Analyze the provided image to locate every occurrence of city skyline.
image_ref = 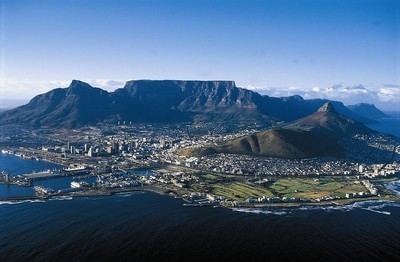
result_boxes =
[0,0,399,111]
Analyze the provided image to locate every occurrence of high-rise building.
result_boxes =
[112,141,119,155]
[160,138,166,148]
[88,147,93,157]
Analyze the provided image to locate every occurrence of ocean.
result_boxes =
[366,117,400,137]
[0,153,63,199]
[0,119,399,261]
[0,192,399,261]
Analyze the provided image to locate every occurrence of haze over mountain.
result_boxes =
[198,102,374,159]
[0,80,382,128]
[347,103,389,120]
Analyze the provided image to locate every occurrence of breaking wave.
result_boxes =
[230,200,399,216]
[114,191,145,197]
[0,199,45,205]
[231,207,289,216]
[385,180,400,196]
[48,196,74,201]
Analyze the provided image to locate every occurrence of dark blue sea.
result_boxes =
[366,117,400,137]
[1,118,400,261]
[0,192,399,262]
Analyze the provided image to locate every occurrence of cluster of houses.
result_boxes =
[136,171,199,189]
[345,180,378,199]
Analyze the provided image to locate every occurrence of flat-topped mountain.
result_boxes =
[0,80,377,128]
[206,102,374,158]
[0,80,266,128]
[112,80,268,124]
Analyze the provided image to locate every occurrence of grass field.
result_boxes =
[200,173,371,202]
[202,174,220,181]
[269,178,367,199]
[197,173,233,184]
[212,182,274,201]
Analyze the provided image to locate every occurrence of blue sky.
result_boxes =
[0,0,399,110]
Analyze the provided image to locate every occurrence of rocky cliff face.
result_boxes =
[0,80,375,128]
[0,80,262,128]
[115,80,258,112]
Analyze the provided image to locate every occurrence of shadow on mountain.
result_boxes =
[194,102,376,159]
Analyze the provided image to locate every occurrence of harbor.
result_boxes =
[0,167,92,186]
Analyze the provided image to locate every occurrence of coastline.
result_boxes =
[1,183,399,210]
[1,147,399,209]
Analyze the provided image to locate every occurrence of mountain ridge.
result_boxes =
[0,80,380,128]
[347,103,389,120]
[201,102,375,159]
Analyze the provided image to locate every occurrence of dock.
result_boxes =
[20,171,62,181]
[19,169,91,181]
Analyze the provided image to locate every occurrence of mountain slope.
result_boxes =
[283,102,370,138]
[0,80,376,128]
[110,80,267,123]
[213,102,374,158]
[0,80,111,128]
[347,103,389,120]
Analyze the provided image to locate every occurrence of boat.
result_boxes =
[71,181,90,188]
[65,165,87,172]
[71,181,80,188]
[33,186,54,195]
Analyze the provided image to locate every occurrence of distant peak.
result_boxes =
[317,102,336,113]
[358,103,374,106]
[68,80,93,89]
[282,95,304,102]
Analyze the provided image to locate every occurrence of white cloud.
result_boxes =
[377,87,400,102]
[86,79,125,91]
[0,78,70,100]
[311,87,320,92]
[342,85,369,94]
[246,85,268,92]
[0,78,127,100]
[244,83,400,111]
[1,79,399,111]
